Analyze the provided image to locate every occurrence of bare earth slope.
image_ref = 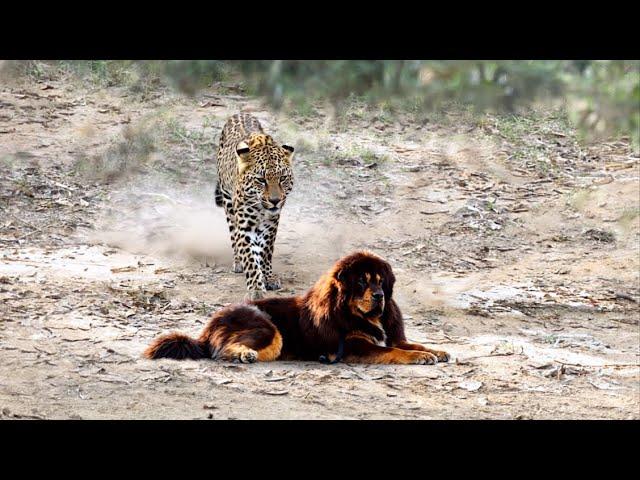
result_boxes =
[1,75,638,419]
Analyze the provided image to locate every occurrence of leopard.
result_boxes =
[214,113,294,301]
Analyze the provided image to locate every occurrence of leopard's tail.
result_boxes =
[214,182,223,208]
[143,333,209,360]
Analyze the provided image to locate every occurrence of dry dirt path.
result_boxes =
[1,76,638,419]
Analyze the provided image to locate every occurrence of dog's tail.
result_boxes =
[143,333,209,360]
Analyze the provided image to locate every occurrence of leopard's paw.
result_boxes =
[245,289,265,302]
[232,261,243,274]
[265,275,282,291]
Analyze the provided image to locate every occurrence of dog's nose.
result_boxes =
[372,291,384,301]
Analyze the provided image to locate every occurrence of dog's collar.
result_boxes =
[319,332,346,365]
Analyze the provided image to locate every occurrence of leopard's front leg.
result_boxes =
[238,237,267,301]
[260,217,281,291]
[230,225,244,274]
[220,189,243,273]
[235,207,267,301]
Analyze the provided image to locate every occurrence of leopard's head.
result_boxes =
[236,133,294,213]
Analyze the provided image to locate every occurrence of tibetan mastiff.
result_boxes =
[144,251,449,364]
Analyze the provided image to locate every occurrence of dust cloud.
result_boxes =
[88,176,234,267]
[87,173,356,280]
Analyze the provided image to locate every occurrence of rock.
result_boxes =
[457,380,483,392]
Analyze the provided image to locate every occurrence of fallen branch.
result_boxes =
[553,360,639,368]
[615,292,639,304]
[420,210,450,215]
[457,352,524,362]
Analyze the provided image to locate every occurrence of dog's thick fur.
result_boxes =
[144,251,449,364]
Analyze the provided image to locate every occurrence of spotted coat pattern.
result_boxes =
[214,113,294,300]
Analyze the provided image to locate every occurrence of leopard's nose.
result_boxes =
[268,197,282,207]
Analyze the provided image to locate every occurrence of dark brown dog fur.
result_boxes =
[144,251,449,364]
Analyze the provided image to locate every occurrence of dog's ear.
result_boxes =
[381,260,395,299]
[334,268,348,290]
[332,268,350,312]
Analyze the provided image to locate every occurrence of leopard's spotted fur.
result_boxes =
[215,113,294,300]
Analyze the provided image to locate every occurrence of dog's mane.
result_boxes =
[303,250,391,331]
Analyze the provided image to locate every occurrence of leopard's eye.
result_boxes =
[257,177,267,185]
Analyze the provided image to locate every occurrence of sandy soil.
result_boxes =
[1,72,638,419]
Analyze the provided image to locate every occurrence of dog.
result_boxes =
[144,251,449,364]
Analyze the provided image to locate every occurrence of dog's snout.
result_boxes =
[372,291,384,301]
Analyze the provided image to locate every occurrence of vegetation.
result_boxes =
[3,60,639,148]
[231,60,639,148]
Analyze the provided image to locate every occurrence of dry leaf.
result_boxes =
[110,266,137,273]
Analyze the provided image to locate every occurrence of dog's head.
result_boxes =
[307,251,396,331]
[333,251,396,320]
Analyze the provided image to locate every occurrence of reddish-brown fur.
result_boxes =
[144,251,449,364]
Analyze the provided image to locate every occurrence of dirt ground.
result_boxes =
[1,71,639,419]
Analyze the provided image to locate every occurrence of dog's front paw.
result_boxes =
[265,275,281,291]
[410,351,438,365]
[432,349,450,363]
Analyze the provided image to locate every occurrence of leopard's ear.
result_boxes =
[282,144,294,162]
[236,141,253,174]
